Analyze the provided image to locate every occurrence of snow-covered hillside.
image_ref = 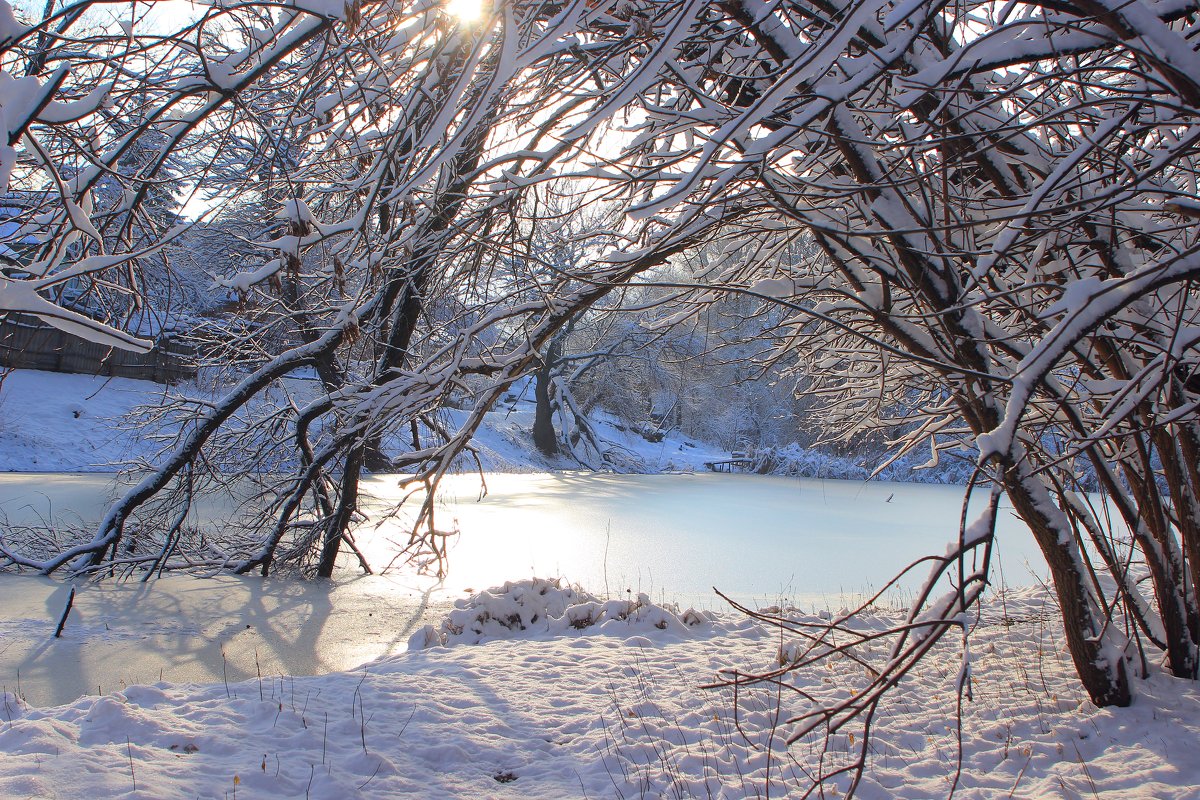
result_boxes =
[0,368,974,482]
[0,370,172,472]
[0,368,733,474]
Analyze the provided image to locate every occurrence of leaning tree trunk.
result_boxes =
[1004,456,1132,707]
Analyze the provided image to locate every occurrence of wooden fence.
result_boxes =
[0,313,196,384]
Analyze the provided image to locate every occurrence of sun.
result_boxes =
[444,0,483,23]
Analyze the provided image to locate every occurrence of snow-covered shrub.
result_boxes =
[742,443,980,485]
[409,578,715,648]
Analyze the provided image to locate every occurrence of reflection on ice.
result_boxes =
[0,572,445,707]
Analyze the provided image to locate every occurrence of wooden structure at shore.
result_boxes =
[0,313,195,384]
[704,456,756,473]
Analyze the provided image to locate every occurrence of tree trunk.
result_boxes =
[316,444,363,578]
[533,328,570,457]
[532,354,558,457]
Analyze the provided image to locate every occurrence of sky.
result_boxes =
[10,0,480,33]
[10,0,201,31]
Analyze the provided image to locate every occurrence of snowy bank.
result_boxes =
[0,368,975,481]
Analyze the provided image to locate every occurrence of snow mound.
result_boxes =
[409,577,715,648]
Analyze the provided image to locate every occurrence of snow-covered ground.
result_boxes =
[0,579,1197,799]
[0,370,174,472]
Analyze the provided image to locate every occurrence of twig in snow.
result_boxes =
[126,736,137,792]
[53,586,76,638]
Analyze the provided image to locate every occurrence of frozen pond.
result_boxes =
[0,471,1052,705]
[0,471,1048,607]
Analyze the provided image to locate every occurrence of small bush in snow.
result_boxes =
[409,578,714,648]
